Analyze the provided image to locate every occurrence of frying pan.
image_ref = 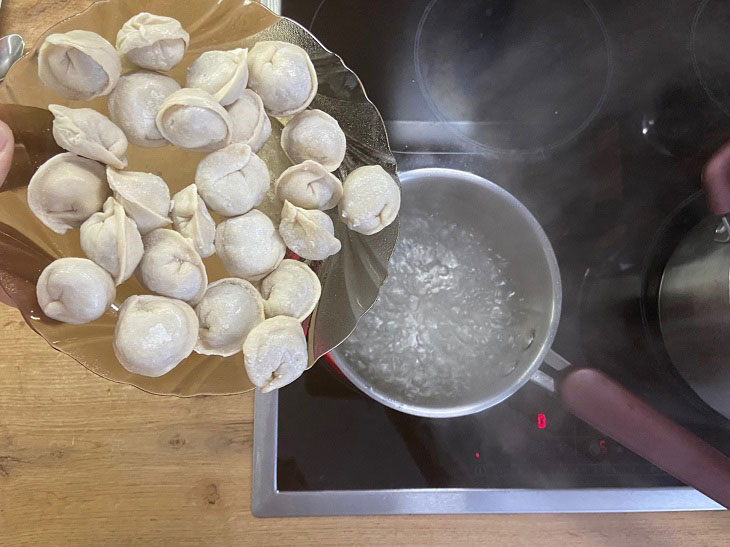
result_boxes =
[330,167,730,508]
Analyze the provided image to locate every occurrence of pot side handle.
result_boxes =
[559,368,730,508]
[702,139,730,216]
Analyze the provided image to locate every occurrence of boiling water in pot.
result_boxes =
[340,207,534,404]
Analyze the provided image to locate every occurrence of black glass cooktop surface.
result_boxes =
[266,0,730,500]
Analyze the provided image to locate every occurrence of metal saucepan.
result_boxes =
[659,140,730,422]
[330,167,730,507]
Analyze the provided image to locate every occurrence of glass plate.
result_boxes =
[0,0,398,396]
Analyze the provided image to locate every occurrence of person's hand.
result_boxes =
[0,119,16,306]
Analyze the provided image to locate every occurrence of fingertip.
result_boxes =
[0,118,14,149]
[0,119,14,186]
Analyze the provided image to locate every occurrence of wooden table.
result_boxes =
[0,1,728,544]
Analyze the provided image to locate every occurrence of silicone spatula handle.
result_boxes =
[559,368,730,508]
[702,139,730,216]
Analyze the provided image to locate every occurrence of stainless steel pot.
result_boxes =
[331,168,562,418]
[660,216,730,421]
[330,167,730,507]
[660,140,730,421]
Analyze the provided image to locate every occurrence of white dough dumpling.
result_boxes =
[38,30,121,100]
[137,229,208,305]
[187,48,248,106]
[260,260,321,321]
[113,295,198,377]
[247,41,318,117]
[36,257,115,324]
[339,165,400,235]
[80,196,143,285]
[275,160,343,210]
[243,316,307,393]
[194,278,264,357]
[171,184,216,258]
[281,109,346,171]
[215,210,285,281]
[106,167,171,235]
[226,89,271,152]
[28,153,109,234]
[156,88,233,151]
[195,143,269,217]
[50,105,128,169]
[108,71,181,147]
[116,13,189,71]
[279,201,341,261]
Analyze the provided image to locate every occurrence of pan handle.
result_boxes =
[559,368,730,508]
[529,350,571,392]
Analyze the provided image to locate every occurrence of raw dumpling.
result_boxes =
[186,49,248,106]
[247,41,317,117]
[275,160,343,210]
[108,71,181,147]
[113,295,198,377]
[28,153,109,234]
[80,196,143,285]
[36,257,115,324]
[215,210,285,281]
[260,260,321,321]
[49,104,128,169]
[116,13,189,71]
[171,184,215,258]
[194,278,264,357]
[226,89,271,151]
[38,30,121,100]
[339,165,400,235]
[279,201,341,261]
[156,88,233,151]
[281,110,346,171]
[137,229,208,305]
[195,143,269,217]
[106,167,171,234]
[243,316,307,393]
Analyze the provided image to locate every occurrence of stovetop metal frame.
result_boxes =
[252,390,722,517]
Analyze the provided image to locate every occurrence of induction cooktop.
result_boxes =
[253,0,730,515]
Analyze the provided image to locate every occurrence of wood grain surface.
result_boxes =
[0,1,728,545]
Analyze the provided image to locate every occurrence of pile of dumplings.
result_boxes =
[27,13,400,393]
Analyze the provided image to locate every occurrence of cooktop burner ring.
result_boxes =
[413,0,613,159]
[691,0,730,118]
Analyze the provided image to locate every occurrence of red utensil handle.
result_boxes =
[559,368,730,508]
[702,139,730,216]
